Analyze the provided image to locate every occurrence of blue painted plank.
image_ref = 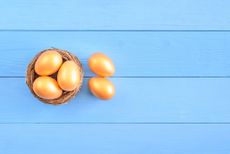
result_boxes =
[0,0,230,30]
[0,124,229,154]
[1,31,230,77]
[0,78,229,123]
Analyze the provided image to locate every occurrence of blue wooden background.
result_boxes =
[0,0,230,153]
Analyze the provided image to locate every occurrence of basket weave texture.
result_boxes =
[26,48,84,105]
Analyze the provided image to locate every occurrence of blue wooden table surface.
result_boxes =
[0,0,230,153]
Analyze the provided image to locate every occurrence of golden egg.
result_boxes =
[35,50,63,75]
[33,76,62,100]
[88,53,115,77]
[57,60,81,91]
[88,77,115,100]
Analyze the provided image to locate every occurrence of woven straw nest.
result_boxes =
[26,48,84,105]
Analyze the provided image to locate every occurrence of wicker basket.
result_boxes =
[26,48,84,105]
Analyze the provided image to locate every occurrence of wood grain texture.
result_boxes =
[1,0,230,153]
[1,31,230,77]
[0,0,230,30]
[0,124,230,154]
[0,78,229,123]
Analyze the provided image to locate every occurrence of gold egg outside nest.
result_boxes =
[88,77,115,100]
[57,60,81,91]
[88,53,115,77]
[35,50,63,76]
[33,76,62,100]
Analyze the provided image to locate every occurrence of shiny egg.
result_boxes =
[88,53,115,77]
[57,60,81,91]
[33,76,62,99]
[35,50,63,75]
[88,77,115,100]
